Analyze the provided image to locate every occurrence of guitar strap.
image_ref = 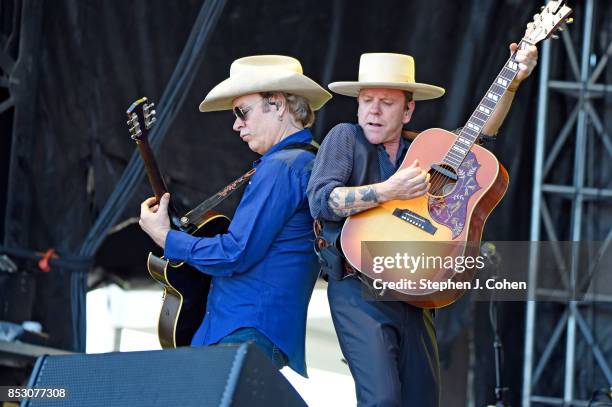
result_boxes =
[180,141,318,227]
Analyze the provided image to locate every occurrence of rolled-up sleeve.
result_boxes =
[306,123,356,222]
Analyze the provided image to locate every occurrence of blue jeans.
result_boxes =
[217,327,288,370]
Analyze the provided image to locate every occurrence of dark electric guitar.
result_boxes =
[127,97,230,348]
[340,1,573,308]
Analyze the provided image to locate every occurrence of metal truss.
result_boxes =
[522,0,612,405]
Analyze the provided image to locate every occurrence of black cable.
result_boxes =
[0,244,92,271]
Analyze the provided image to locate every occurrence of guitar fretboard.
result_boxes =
[443,40,532,168]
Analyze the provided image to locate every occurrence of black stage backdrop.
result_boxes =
[1,0,611,405]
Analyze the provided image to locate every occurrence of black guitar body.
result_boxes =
[147,212,230,348]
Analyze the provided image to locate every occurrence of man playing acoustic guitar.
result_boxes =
[307,43,537,405]
[139,55,331,377]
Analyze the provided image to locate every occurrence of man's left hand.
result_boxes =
[139,193,171,249]
[509,43,538,88]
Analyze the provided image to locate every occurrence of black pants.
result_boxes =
[328,276,440,407]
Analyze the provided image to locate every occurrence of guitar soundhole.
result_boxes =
[428,164,458,198]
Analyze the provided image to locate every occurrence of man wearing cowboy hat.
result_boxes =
[139,55,331,377]
[307,45,537,405]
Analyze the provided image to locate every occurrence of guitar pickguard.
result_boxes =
[428,151,482,238]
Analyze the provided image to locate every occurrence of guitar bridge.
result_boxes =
[393,208,437,235]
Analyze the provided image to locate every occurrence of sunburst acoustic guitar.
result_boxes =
[341,1,573,308]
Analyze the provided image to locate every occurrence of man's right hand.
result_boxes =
[379,160,430,201]
[326,160,430,218]
[139,193,171,249]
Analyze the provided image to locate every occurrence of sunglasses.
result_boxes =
[233,98,275,121]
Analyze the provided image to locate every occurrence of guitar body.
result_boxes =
[341,128,509,308]
[147,211,230,348]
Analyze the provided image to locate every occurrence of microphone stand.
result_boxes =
[490,298,509,406]
[482,242,510,407]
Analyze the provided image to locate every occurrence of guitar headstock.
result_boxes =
[524,1,573,44]
[126,97,157,142]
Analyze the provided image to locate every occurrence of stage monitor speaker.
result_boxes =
[22,343,306,406]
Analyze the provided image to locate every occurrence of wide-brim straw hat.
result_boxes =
[199,55,332,112]
[329,53,445,101]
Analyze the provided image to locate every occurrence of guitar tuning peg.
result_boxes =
[566,17,573,24]
[557,26,564,31]
[551,34,559,40]
[540,6,546,11]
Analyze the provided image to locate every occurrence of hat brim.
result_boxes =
[199,70,332,112]
[328,81,445,101]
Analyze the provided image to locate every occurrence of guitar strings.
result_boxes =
[424,47,522,198]
[426,142,462,196]
[407,41,524,202]
[429,170,450,197]
[428,170,442,196]
[427,166,442,196]
[428,162,451,196]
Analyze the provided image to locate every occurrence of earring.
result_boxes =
[278,116,283,122]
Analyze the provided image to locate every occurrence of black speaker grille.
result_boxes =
[24,345,244,406]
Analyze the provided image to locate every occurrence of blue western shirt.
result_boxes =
[164,129,318,377]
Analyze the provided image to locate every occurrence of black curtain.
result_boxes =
[3,0,611,404]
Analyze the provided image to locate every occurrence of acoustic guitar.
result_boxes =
[341,1,573,308]
[127,97,230,347]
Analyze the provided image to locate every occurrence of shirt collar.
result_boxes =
[375,132,410,167]
[253,128,313,167]
[397,134,410,159]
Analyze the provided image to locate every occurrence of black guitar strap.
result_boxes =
[281,141,319,155]
[180,141,318,227]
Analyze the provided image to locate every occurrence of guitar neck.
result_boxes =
[443,39,533,168]
[137,138,168,201]
[136,138,184,229]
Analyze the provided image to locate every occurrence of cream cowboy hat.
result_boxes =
[329,53,445,101]
[199,55,332,112]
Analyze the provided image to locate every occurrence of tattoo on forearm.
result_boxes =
[345,190,356,205]
[328,185,381,218]
[329,191,340,208]
[360,186,378,202]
